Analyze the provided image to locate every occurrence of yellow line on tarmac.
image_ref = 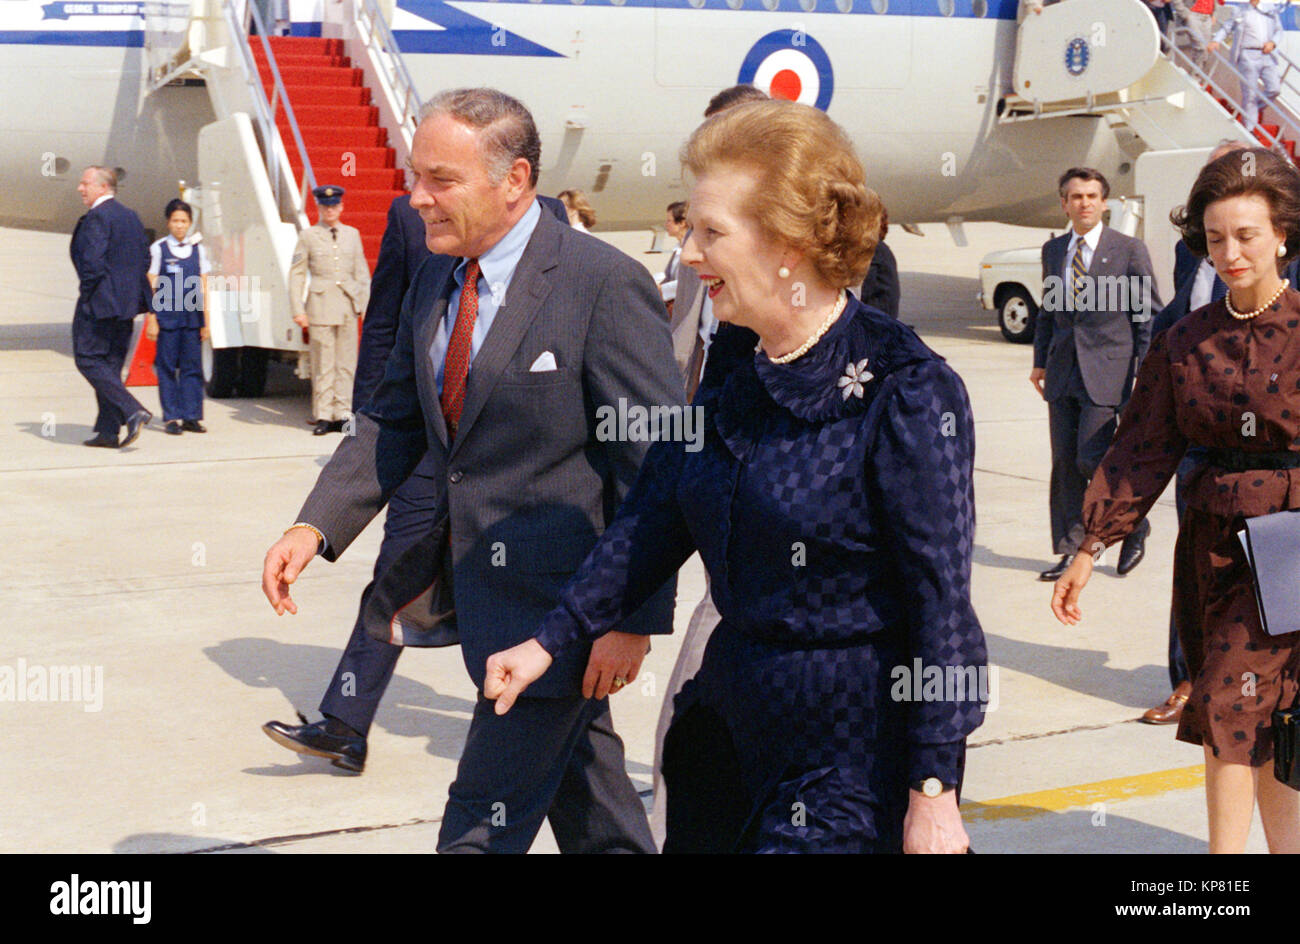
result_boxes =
[964,765,1206,823]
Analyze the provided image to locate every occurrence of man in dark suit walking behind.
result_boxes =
[1031,167,1161,581]
[261,88,680,852]
[71,166,152,448]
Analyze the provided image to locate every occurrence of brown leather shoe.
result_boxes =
[1141,681,1192,724]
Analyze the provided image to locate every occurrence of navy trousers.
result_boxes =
[154,327,204,422]
[73,313,145,437]
[317,467,438,734]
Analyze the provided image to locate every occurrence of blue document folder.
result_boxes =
[1237,509,1300,637]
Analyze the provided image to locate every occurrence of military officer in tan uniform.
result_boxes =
[290,185,371,435]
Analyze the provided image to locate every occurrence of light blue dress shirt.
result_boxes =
[429,198,542,395]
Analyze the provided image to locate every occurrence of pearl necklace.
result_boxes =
[764,291,849,364]
[1226,279,1289,320]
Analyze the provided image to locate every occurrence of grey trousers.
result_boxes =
[1047,377,1119,556]
[438,693,656,854]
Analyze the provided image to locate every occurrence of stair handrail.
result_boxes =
[225,0,318,222]
[354,0,422,151]
[1159,30,1300,159]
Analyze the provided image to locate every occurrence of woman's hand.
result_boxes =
[145,315,159,342]
[484,639,554,715]
[1051,550,1095,625]
[903,791,969,854]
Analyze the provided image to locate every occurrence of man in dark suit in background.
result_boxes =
[1031,167,1162,581]
[71,166,152,448]
[857,203,900,319]
[262,88,680,852]
[263,191,570,772]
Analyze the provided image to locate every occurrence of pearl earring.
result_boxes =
[778,266,791,278]
[1279,244,1287,257]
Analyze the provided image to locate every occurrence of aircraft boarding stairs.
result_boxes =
[138,0,420,396]
[1002,0,1300,296]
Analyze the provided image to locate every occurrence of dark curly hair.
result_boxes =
[1171,147,1300,272]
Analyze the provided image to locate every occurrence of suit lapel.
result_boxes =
[417,259,457,450]
[1087,226,1116,276]
[448,212,562,460]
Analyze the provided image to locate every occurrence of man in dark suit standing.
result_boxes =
[1031,167,1161,581]
[71,166,152,448]
[262,191,571,772]
[261,88,680,853]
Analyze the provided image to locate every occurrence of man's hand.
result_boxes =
[583,631,649,700]
[1029,367,1046,398]
[903,790,969,853]
[1264,41,1276,55]
[484,639,554,715]
[262,526,320,615]
[1207,40,1220,55]
[145,315,159,342]
[293,313,309,328]
[199,325,210,342]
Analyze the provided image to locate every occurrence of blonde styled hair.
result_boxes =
[557,189,597,229]
[681,100,881,288]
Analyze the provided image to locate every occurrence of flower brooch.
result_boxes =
[837,358,874,399]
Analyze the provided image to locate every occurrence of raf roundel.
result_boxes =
[737,30,835,112]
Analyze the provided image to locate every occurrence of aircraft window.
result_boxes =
[688,0,705,7]
[972,0,987,15]
[800,0,816,11]
[727,0,744,8]
[836,0,852,10]
[938,0,954,15]
[871,0,887,12]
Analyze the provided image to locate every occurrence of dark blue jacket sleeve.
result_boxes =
[354,199,412,411]
[534,437,695,655]
[870,360,988,785]
[75,212,111,317]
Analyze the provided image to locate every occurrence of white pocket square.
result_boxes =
[528,351,558,372]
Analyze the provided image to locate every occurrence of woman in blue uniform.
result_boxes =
[147,199,210,434]
[485,101,988,853]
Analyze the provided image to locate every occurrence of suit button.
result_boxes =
[449,471,463,484]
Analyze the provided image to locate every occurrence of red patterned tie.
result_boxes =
[441,258,479,440]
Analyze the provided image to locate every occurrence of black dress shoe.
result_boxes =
[1117,522,1150,576]
[330,419,347,433]
[262,712,366,772]
[165,420,183,435]
[1038,554,1073,581]
[313,420,332,436]
[119,409,152,448]
[83,433,118,448]
[181,420,206,433]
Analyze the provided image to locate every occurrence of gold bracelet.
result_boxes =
[286,522,325,552]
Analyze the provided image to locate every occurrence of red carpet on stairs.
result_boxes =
[129,37,407,387]
[253,35,407,272]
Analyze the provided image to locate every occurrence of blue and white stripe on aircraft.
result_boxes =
[8,0,1300,50]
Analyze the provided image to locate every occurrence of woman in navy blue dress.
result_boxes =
[487,101,988,853]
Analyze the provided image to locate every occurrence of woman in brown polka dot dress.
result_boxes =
[1053,148,1300,854]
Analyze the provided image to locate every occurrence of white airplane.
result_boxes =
[1,0,1293,387]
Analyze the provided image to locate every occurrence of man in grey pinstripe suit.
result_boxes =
[262,88,681,853]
